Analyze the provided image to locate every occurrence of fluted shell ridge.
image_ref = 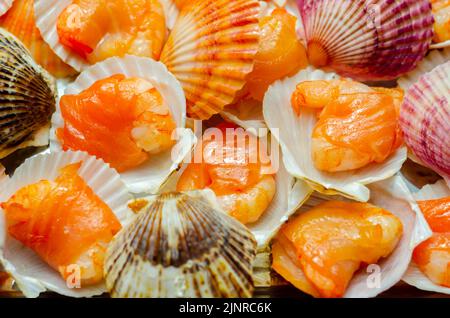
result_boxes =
[0,27,56,158]
[298,0,434,80]
[104,193,257,298]
[160,0,260,119]
[400,61,450,181]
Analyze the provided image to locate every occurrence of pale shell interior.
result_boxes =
[263,67,408,202]
[0,150,132,298]
[50,55,197,194]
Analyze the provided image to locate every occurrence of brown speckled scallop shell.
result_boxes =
[0,27,56,159]
[104,192,257,298]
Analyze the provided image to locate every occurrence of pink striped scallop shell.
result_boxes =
[297,0,434,81]
[400,61,450,184]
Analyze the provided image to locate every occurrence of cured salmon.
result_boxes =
[1,162,122,286]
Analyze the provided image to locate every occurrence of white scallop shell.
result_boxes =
[263,67,407,202]
[402,180,450,295]
[0,0,13,16]
[431,41,450,49]
[398,48,450,90]
[0,150,133,298]
[294,175,432,298]
[104,191,257,298]
[34,0,89,72]
[50,55,197,194]
[220,100,267,136]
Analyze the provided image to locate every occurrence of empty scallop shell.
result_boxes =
[0,150,133,298]
[290,176,432,298]
[220,99,267,135]
[402,180,450,295]
[297,0,434,81]
[0,28,56,159]
[160,0,261,119]
[104,192,257,298]
[0,0,76,78]
[400,61,450,186]
[50,55,197,194]
[0,0,12,16]
[398,48,450,90]
[263,67,407,202]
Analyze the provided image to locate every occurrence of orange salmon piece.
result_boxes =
[57,74,175,172]
[1,163,121,283]
[57,0,166,63]
[273,201,403,298]
[413,197,450,287]
[245,9,308,101]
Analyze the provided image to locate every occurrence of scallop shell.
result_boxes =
[160,0,180,30]
[104,192,257,298]
[220,99,267,135]
[0,0,76,78]
[160,0,261,119]
[0,28,56,159]
[400,61,450,186]
[263,67,407,202]
[0,0,12,16]
[0,150,133,298]
[398,48,450,90]
[297,0,434,81]
[402,180,450,295]
[289,175,432,298]
[50,55,197,194]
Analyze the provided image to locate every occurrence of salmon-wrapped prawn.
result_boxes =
[291,80,403,172]
[57,74,176,172]
[1,162,122,286]
[177,123,276,225]
[272,201,403,298]
[413,197,450,287]
[56,0,166,63]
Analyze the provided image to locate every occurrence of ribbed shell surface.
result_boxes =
[0,28,56,158]
[160,0,260,119]
[104,193,257,298]
[400,61,450,181]
[298,0,434,80]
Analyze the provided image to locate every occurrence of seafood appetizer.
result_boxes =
[51,56,195,193]
[34,0,166,71]
[297,0,434,80]
[0,27,56,159]
[0,0,76,78]
[272,176,431,298]
[160,0,260,119]
[177,123,277,225]
[263,68,407,201]
[400,61,450,186]
[430,0,450,48]
[403,180,450,294]
[0,151,131,297]
[104,192,257,298]
[175,122,311,246]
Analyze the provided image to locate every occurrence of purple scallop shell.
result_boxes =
[297,0,435,81]
[400,61,450,182]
